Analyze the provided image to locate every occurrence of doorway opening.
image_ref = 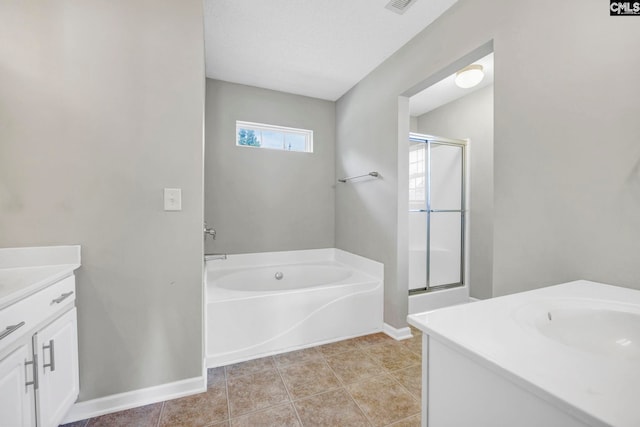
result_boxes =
[399,41,494,314]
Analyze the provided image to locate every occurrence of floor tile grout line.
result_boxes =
[320,347,349,388]
[277,358,344,402]
[223,355,277,381]
[386,364,422,403]
[273,347,323,368]
[290,384,346,403]
[348,371,421,427]
[225,360,291,422]
[223,365,232,424]
[319,348,376,426]
[155,401,165,427]
[343,382,375,427]
[317,356,341,384]
[283,342,382,426]
[316,338,364,358]
[356,339,402,362]
[273,354,325,370]
[376,366,422,403]
[318,347,357,358]
[403,348,422,359]
[274,362,305,426]
[227,401,298,425]
[290,386,374,427]
[320,344,391,388]
[399,337,422,358]
[362,341,422,375]
[384,413,422,427]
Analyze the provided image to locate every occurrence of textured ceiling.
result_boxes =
[204,0,458,101]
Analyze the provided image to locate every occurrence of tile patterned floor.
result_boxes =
[61,329,422,427]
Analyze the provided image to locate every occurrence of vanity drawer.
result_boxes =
[0,275,75,351]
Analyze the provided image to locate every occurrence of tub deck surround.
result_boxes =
[408,280,640,427]
[208,248,382,276]
[206,248,384,367]
[0,245,81,309]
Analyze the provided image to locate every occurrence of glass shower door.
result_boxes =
[408,134,465,294]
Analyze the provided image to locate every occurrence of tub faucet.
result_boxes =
[204,222,216,240]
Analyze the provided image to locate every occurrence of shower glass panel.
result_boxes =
[408,140,427,290]
[429,212,462,286]
[430,145,462,211]
[408,133,465,295]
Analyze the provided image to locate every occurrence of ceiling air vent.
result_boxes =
[385,0,418,15]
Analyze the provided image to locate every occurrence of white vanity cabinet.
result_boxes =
[34,307,79,427]
[408,281,640,427]
[0,344,35,427]
[0,262,80,427]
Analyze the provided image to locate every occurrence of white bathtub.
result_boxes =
[205,248,383,367]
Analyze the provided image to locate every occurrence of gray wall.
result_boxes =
[336,0,640,328]
[0,1,205,400]
[416,85,494,299]
[409,116,418,132]
[205,79,336,254]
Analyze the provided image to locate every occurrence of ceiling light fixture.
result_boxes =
[455,64,484,89]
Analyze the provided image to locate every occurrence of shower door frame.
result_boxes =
[408,132,467,296]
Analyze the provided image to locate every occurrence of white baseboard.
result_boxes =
[383,323,413,341]
[62,374,206,423]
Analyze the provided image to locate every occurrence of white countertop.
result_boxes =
[0,246,81,309]
[408,280,640,427]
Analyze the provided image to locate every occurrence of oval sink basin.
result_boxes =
[536,306,640,360]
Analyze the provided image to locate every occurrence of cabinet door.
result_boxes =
[0,344,36,427]
[34,308,79,427]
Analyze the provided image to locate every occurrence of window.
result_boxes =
[236,121,313,153]
[409,144,426,205]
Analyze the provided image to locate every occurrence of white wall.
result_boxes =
[416,85,494,299]
[0,1,205,400]
[205,79,336,254]
[336,0,640,328]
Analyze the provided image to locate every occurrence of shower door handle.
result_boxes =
[408,209,465,213]
[429,209,464,213]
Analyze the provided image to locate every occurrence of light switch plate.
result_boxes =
[164,188,182,211]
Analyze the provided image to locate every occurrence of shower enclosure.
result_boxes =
[408,133,466,295]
